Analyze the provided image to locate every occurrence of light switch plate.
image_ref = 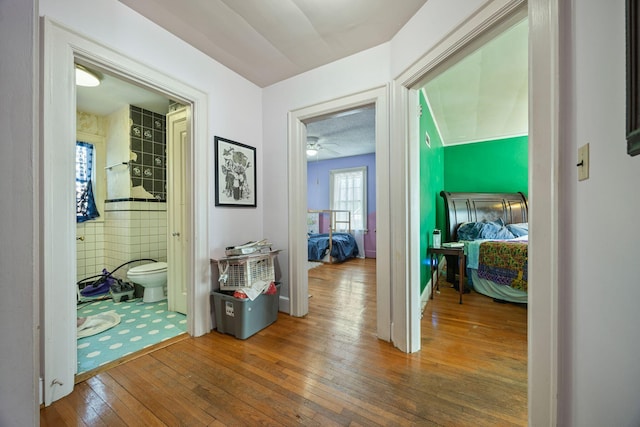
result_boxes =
[578,143,589,181]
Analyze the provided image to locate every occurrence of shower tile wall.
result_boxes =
[129,105,166,201]
[76,222,105,281]
[104,200,167,278]
[76,106,170,283]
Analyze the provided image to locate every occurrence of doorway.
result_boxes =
[305,105,375,260]
[287,86,391,343]
[74,72,191,376]
[395,0,558,422]
[42,18,210,405]
[304,106,376,325]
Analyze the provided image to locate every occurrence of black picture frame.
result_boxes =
[627,0,640,156]
[214,136,257,207]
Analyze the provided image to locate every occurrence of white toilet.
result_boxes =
[127,262,168,303]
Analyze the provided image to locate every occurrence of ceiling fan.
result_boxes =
[306,136,339,157]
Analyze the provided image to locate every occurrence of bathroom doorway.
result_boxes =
[42,18,211,404]
[74,69,189,377]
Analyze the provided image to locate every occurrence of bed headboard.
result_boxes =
[440,191,528,242]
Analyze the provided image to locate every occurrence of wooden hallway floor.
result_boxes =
[41,258,527,426]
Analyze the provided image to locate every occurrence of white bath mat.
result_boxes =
[77,311,121,339]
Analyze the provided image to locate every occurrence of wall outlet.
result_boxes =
[578,143,589,181]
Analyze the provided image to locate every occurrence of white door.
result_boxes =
[167,107,189,314]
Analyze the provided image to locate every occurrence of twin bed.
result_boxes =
[307,209,359,263]
[440,191,529,303]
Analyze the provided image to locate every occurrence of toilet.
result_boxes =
[127,262,168,303]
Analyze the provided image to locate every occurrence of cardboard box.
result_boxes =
[211,283,280,339]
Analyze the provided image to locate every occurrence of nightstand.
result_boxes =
[428,245,466,304]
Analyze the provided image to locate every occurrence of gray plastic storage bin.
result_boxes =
[211,283,280,339]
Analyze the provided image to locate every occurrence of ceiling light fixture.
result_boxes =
[307,136,319,156]
[75,64,101,87]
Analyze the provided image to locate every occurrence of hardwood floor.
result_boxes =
[41,258,527,426]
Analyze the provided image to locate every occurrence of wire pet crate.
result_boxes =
[217,251,278,291]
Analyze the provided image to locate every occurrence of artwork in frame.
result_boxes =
[627,0,640,156]
[214,136,257,207]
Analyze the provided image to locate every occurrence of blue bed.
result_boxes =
[308,232,359,263]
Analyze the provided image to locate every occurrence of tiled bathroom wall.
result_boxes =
[76,221,105,282]
[103,200,167,278]
[129,105,166,201]
[76,106,169,285]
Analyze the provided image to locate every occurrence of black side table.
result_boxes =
[428,245,466,304]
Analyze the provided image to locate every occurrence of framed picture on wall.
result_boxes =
[214,136,257,207]
[627,0,640,156]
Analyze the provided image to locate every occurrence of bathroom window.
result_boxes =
[76,141,100,223]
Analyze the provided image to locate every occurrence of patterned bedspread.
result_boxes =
[477,240,528,292]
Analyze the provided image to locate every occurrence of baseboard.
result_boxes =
[421,282,431,312]
[279,295,290,314]
[421,257,447,313]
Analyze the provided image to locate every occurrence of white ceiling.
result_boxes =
[76,3,528,161]
[117,0,428,88]
[423,18,528,146]
[305,105,376,161]
[76,66,170,117]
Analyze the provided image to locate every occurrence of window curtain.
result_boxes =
[330,167,366,258]
[76,141,99,223]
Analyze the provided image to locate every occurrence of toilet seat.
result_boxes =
[128,262,167,275]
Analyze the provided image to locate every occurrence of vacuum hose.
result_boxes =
[77,258,158,298]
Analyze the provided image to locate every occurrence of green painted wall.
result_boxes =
[444,136,529,196]
[419,90,444,294]
[419,94,529,295]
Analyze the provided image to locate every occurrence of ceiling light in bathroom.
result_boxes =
[75,64,101,87]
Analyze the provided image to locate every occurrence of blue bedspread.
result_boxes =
[308,232,359,262]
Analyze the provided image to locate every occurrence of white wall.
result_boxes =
[37,0,263,407]
[261,0,490,302]
[0,1,39,426]
[106,106,131,199]
[389,0,489,78]
[7,0,638,422]
[559,0,640,425]
[262,44,390,301]
[39,0,264,252]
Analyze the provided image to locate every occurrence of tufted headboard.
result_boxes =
[439,191,528,242]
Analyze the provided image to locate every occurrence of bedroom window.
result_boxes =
[76,141,100,223]
[329,166,367,231]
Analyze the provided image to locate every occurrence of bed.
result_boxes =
[440,191,529,303]
[307,210,359,263]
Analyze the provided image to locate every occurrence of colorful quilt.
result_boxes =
[477,240,528,292]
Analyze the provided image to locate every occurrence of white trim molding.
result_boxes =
[287,86,392,343]
[41,17,210,404]
[528,0,560,424]
[392,0,560,423]
[391,0,560,426]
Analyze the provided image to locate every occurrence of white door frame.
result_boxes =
[392,0,559,423]
[167,108,189,314]
[41,18,210,404]
[287,86,392,343]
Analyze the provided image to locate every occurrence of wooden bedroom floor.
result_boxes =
[40,258,527,426]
